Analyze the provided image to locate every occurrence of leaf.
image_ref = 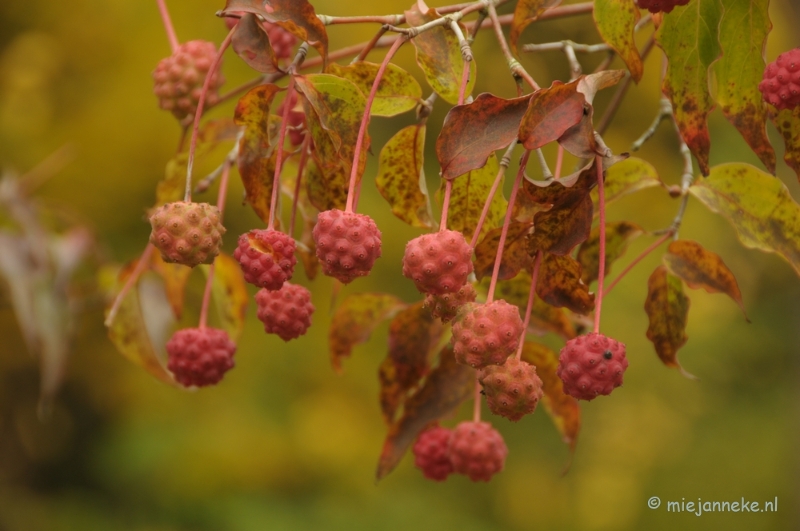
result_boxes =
[770,107,800,182]
[521,341,580,452]
[689,163,800,277]
[527,194,594,256]
[664,239,748,319]
[536,253,595,315]
[326,62,422,117]
[519,81,587,151]
[473,222,533,281]
[231,13,281,74]
[376,346,474,480]
[329,293,407,372]
[577,221,643,284]
[200,253,249,341]
[711,0,775,173]
[436,93,532,180]
[151,251,192,319]
[375,124,434,228]
[645,265,693,378]
[510,0,562,56]
[304,157,348,212]
[656,0,723,176]
[591,156,661,208]
[445,154,508,244]
[593,0,643,82]
[405,2,476,105]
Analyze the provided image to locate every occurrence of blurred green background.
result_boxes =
[1,0,799,530]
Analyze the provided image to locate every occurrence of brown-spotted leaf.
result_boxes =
[375,124,434,228]
[645,265,693,377]
[330,293,407,372]
[519,81,586,151]
[711,0,775,173]
[770,107,800,182]
[445,154,508,244]
[528,194,594,256]
[593,0,643,82]
[376,345,474,480]
[510,0,562,56]
[591,156,661,208]
[474,222,533,281]
[326,62,422,117]
[405,2,476,105]
[305,157,348,212]
[231,12,280,74]
[436,93,532,179]
[521,341,580,452]
[537,253,595,315]
[689,163,800,276]
[656,0,723,176]
[200,253,248,341]
[150,251,192,319]
[664,239,747,319]
[577,221,643,284]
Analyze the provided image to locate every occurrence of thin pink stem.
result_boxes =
[593,155,606,334]
[104,244,155,327]
[185,28,234,203]
[156,0,179,53]
[487,150,530,304]
[345,36,406,213]
[198,262,215,330]
[290,135,312,238]
[472,377,482,422]
[604,231,673,296]
[469,142,515,248]
[268,82,296,230]
[554,145,564,180]
[458,58,470,105]
[515,250,542,361]
[439,179,453,231]
[216,158,232,220]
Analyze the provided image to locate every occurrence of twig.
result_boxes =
[631,96,672,151]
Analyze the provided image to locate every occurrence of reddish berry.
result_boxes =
[223,15,297,60]
[276,91,307,147]
[412,426,454,481]
[402,230,473,295]
[166,327,235,387]
[255,283,314,341]
[312,209,382,284]
[451,300,523,369]
[152,40,225,121]
[234,229,296,290]
[149,201,225,267]
[637,0,690,14]
[478,357,543,422]
[759,48,800,111]
[424,283,477,323]
[556,332,628,401]
[448,421,507,482]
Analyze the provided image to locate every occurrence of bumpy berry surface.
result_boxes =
[451,300,523,368]
[402,230,473,295]
[424,283,477,323]
[759,48,800,111]
[637,0,690,14]
[234,229,296,290]
[557,332,628,401]
[149,201,225,267]
[412,426,454,481]
[448,421,507,482]
[312,209,382,284]
[255,283,314,341]
[276,91,307,147]
[478,357,544,422]
[166,327,235,387]
[152,40,225,120]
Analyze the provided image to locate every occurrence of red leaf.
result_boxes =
[231,13,281,74]
[519,81,586,151]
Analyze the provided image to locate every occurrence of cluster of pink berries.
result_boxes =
[412,422,508,482]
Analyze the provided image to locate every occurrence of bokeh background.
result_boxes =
[1,0,799,530]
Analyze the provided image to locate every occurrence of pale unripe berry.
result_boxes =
[149,201,225,267]
[451,300,523,368]
[478,357,544,422]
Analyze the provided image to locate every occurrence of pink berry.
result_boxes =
[149,201,225,267]
[424,283,477,323]
[451,300,523,369]
[556,332,628,401]
[478,357,544,422]
[234,229,296,290]
[166,327,235,387]
[312,209,382,284]
[412,426,454,481]
[448,421,508,482]
[255,283,314,341]
[759,48,800,111]
[402,230,473,295]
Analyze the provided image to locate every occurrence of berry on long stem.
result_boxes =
[289,134,312,238]
[469,141,515,248]
[593,154,606,334]
[515,250,542,361]
[156,0,179,54]
[438,58,472,231]
[267,82,297,231]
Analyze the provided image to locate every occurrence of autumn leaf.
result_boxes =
[199,253,249,342]
[375,124,434,228]
[329,293,407,372]
[436,93,532,180]
[770,107,800,182]
[519,80,586,151]
[151,252,192,319]
[536,253,595,315]
[664,240,748,319]
[711,0,775,173]
[445,154,508,244]
[231,13,280,74]
[473,222,533,281]
[577,221,643,284]
[528,194,594,256]
[510,0,562,56]
[689,163,800,277]
[593,0,643,82]
[304,157,348,212]
[592,156,661,208]
[645,265,693,378]
[326,62,422,117]
[656,0,723,176]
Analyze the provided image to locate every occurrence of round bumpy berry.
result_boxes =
[637,0,690,14]
[166,327,236,387]
[412,426,454,481]
[402,230,473,295]
[255,283,314,341]
[448,421,507,482]
[424,283,477,323]
[149,201,225,267]
[557,332,628,401]
[152,40,225,120]
[312,209,382,284]
[478,357,544,422]
[759,48,800,111]
[451,300,523,368]
[234,229,296,290]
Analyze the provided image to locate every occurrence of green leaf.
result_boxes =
[326,62,422,117]
[645,265,693,378]
[200,253,249,342]
[689,163,800,277]
[591,156,661,208]
[305,157,348,212]
[510,0,562,56]
[375,124,434,228]
[770,107,800,182]
[656,0,723,176]
[577,221,643,285]
[593,0,642,82]
[444,154,507,244]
